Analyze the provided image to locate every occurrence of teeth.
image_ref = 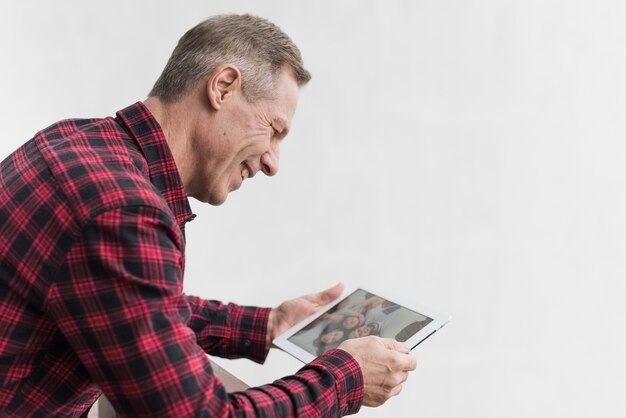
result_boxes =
[241,166,249,180]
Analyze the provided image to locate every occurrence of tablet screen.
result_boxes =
[287,288,434,357]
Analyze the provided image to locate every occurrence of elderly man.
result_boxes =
[0,14,416,417]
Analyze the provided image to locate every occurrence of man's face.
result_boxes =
[190,67,299,205]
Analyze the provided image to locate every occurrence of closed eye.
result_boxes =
[271,119,289,139]
[271,125,282,138]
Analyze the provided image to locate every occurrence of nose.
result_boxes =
[260,141,280,176]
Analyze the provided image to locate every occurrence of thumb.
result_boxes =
[315,282,344,305]
[382,338,411,354]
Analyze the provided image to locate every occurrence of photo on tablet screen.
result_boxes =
[287,288,434,357]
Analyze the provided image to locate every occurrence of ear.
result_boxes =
[206,65,242,111]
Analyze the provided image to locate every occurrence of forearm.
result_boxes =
[58,296,363,417]
[55,282,362,417]
[230,349,364,417]
[57,207,363,416]
[184,297,365,416]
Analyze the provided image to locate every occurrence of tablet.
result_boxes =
[273,287,450,363]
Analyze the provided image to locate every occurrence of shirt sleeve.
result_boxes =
[44,206,364,417]
[184,295,272,364]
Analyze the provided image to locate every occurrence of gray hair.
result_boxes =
[149,14,311,102]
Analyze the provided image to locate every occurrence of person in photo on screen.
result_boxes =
[0,13,417,417]
[302,312,366,332]
[314,320,382,356]
[313,325,348,356]
[313,327,347,349]
[289,311,365,356]
[349,322,382,339]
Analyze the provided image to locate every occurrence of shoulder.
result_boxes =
[34,117,170,224]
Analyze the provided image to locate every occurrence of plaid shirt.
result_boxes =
[0,102,364,417]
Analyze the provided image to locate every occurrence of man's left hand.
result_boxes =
[267,283,344,347]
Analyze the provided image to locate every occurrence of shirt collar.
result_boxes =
[115,102,195,228]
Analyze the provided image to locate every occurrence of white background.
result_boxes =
[1,1,625,417]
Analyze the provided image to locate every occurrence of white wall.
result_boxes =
[2,1,625,417]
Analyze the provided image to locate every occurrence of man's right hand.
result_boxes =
[337,336,417,407]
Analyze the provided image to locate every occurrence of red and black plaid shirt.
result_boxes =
[0,102,364,417]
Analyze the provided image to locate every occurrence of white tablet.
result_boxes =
[273,286,450,363]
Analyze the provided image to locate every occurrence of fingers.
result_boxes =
[388,381,404,397]
[386,351,417,375]
[343,337,416,371]
[380,338,417,372]
[340,336,417,405]
[362,376,406,407]
[381,337,410,354]
[366,361,411,407]
[403,353,418,372]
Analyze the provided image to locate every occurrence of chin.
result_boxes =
[206,194,227,206]
[193,189,227,206]
[193,183,231,206]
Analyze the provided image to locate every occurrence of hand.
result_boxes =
[267,283,344,347]
[337,336,417,407]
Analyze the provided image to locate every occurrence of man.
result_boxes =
[0,14,416,417]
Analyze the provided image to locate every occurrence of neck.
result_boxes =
[144,96,196,192]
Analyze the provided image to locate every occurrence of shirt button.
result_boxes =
[242,339,251,352]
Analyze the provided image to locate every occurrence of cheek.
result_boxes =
[244,135,272,156]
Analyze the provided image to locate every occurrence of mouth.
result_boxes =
[241,160,258,182]
[241,163,250,181]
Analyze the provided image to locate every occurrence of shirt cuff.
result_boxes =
[224,304,271,363]
[307,348,365,415]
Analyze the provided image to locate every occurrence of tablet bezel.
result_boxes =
[272,286,450,363]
